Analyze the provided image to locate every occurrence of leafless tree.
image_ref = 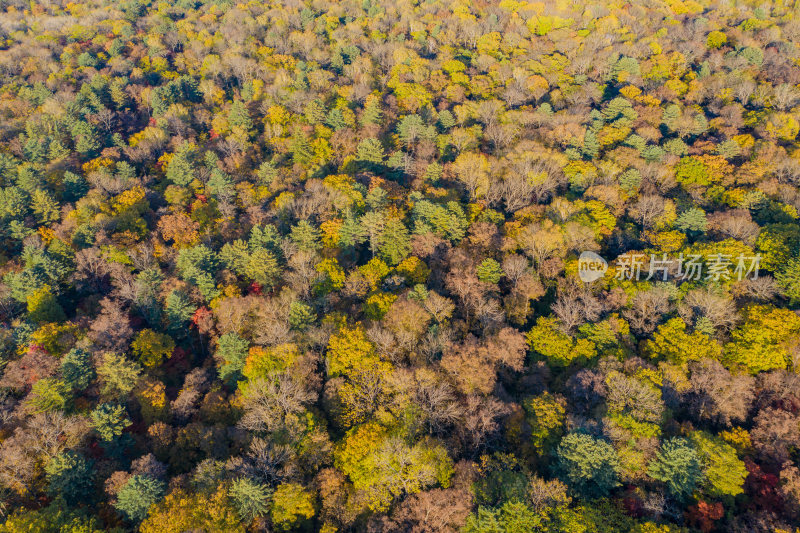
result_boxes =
[241,437,296,485]
[751,408,800,464]
[383,487,473,533]
[685,359,754,426]
[458,394,507,450]
[502,254,529,285]
[171,368,212,424]
[72,247,112,292]
[708,209,760,245]
[412,373,464,435]
[551,282,603,333]
[730,276,778,302]
[239,374,315,435]
[623,288,672,335]
[88,297,133,352]
[678,289,738,331]
[629,195,666,228]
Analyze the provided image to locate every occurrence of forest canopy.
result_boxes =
[0,0,799,531]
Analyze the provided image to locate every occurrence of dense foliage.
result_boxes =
[0,0,799,531]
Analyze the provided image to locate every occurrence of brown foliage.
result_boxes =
[751,408,800,465]
[88,297,133,352]
[440,328,525,395]
[157,212,200,247]
[685,359,754,426]
[383,487,473,533]
[0,347,58,392]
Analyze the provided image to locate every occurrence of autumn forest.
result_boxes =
[0,0,800,531]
